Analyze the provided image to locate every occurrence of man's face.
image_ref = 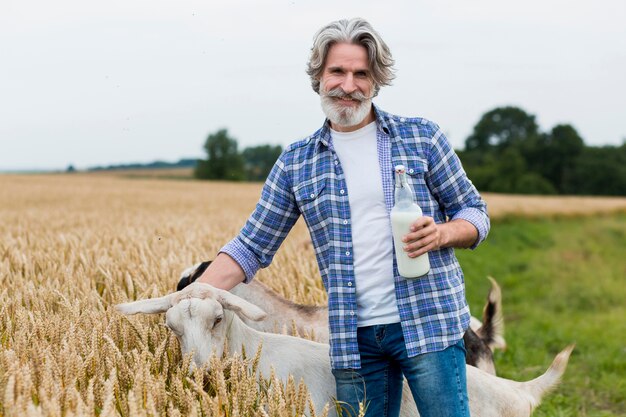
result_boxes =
[319,42,375,132]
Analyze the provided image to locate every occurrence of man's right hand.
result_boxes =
[177,253,246,292]
[176,261,212,291]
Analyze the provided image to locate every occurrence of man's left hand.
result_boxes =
[401,216,443,258]
[401,218,479,256]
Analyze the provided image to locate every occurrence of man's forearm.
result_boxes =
[439,219,479,249]
[196,252,246,291]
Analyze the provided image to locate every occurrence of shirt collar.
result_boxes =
[316,103,395,150]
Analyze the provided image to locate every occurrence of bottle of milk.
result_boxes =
[391,164,430,278]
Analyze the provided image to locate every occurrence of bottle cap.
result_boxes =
[394,165,406,174]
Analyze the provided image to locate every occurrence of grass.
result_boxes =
[459,214,626,416]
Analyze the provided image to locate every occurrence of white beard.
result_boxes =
[320,84,372,129]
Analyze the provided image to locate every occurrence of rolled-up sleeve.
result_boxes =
[425,123,490,249]
[220,152,301,282]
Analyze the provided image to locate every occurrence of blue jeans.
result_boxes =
[332,323,469,417]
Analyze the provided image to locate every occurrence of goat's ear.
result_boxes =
[216,289,267,321]
[115,294,174,315]
[177,261,212,291]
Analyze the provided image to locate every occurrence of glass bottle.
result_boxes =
[390,164,430,278]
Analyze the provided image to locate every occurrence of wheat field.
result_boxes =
[1,173,626,417]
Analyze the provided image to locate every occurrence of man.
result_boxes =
[194,18,489,417]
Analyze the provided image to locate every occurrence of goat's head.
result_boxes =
[115,282,266,369]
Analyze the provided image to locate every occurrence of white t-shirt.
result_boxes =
[330,122,400,327]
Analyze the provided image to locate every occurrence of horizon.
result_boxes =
[2,0,625,171]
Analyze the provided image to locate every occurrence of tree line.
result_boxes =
[458,106,626,195]
[194,129,283,182]
[196,108,626,195]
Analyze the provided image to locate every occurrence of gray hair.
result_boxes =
[306,18,395,97]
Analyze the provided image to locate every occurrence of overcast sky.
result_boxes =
[1,0,625,171]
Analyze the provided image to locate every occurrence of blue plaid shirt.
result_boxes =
[221,104,490,369]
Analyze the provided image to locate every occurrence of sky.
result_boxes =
[1,0,625,171]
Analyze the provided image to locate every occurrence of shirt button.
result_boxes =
[347,282,353,287]
[345,251,351,256]
[400,117,406,122]
[340,189,345,194]
[409,168,414,174]
[334,160,339,165]
[310,193,315,198]
[350,311,355,316]
[343,220,348,225]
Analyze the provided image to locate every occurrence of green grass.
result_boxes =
[459,214,626,416]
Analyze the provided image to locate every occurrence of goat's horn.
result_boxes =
[115,293,174,315]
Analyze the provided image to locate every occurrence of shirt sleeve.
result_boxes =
[219,152,300,282]
[425,123,490,249]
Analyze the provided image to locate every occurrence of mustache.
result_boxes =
[324,88,370,102]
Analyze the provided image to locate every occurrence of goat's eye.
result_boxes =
[213,316,223,328]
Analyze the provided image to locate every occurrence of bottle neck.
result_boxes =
[394,171,414,207]
[394,171,409,188]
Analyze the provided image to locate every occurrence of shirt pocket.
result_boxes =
[403,157,428,178]
[293,176,331,231]
[404,158,436,215]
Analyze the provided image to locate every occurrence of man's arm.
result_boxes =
[403,122,489,257]
[193,151,299,289]
[402,217,478,258]
[196,253,246,291]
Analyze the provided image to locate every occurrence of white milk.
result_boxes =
[391,210,430,278]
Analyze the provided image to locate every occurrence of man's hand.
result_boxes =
[402,217,479,257]
[176,254,246,293]
[177,261,211,291]
[196,253,246,291]
[402,216,443,258]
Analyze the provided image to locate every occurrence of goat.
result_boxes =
[116,282,574,417]
[177,261,505,374]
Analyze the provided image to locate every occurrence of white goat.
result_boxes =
[116,283,574,417]
[178,262,505,375]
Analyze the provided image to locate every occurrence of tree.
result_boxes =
[541,124,585,193]
[195,129,245,181]
[465,107,540,152]
[471,147,556,194]
[568,145,626,195]
[460,107,556,194]
[242,144,283,181]
[461,105,626,196]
